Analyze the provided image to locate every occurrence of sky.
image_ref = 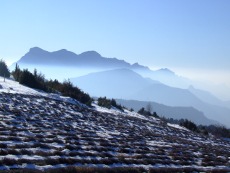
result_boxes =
[1,0,230,98]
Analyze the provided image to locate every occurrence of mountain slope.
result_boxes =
[0,77,82,105]
[0,84,229,171]
[71,68,159,99]
[116,99,217,125]
[134,68,191,88]
[130,83,202,107]
[130,84,230,127]
[71,70,230,127]
[71,68,193,103]
[189,85,230,109]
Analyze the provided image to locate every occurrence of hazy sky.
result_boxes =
[1,0,230,96]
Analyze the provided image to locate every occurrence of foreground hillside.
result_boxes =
[0,91,229,172]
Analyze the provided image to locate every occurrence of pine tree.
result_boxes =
[0,59,10,79]
[12,63,21,81]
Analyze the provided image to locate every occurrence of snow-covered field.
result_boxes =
[0,78,229,172]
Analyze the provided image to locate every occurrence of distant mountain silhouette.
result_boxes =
[17,47,131,68]
[130,84,202,107]
[134,67,191,88]
[71,68,230,127]
[13,47,190,88]
[71,68,160,99]
[155,68,175,74]
[116,99,217,126]
[188,86,230,109]
[72,69,204,109]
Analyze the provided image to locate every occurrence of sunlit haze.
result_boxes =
[1,0,230,100]
[169,67,230,100]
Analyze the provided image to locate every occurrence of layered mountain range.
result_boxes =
[11,47,230,127]
[12,47,189,88]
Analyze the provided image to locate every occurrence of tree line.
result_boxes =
[0,60,92,105]
[136,104,230,139]
[12,65,92,105]
[97,97,124,111]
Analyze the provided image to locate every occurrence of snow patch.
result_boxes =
[167,123,189,131]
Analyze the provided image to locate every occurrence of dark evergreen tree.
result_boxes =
[111,99,117,107]
[138,107,145,115]
[130,108,134,112]
[153,112,159,118]
[19,69,39,88]
[97,97,123,111]
[12,63,21,81]
[98,97,112,109]
[46,79,92,105]
[180,119,198,132]
[138,107,151,116]
[0,59,10,78]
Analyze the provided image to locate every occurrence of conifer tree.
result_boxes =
[0,59,10,79]
[12,63,21,81]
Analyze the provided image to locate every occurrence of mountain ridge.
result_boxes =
[188,85,230,109]
[17,47,134,68]
[116,99,217,125]
[71,68,159,99]
[12,47,189,88]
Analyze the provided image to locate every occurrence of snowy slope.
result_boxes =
[0,77,83,106]
[0,77,43,95]
[0,78,229,171]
